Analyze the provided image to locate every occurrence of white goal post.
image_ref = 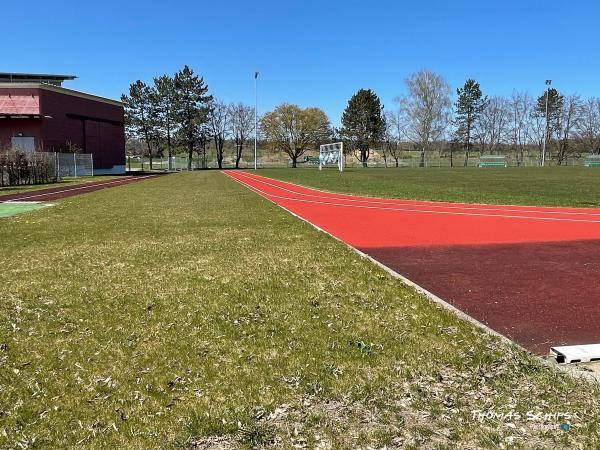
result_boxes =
[319,142,344,172]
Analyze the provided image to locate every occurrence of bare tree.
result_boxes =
[395,70,451,167]
[208,100,230,169]
[554,95,582,165]
[228,103,255,169]
[507,92,533,165]
[380,124,392,168]
[384,110,404,167]
[577,98,600,155]
[475,96,510,156]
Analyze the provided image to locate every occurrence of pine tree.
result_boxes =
[173,66,212,170]
[340,89,385,167]
[121,80,160,170]
[536,88,564,141]
[454,79,487,167]
[153,75,176,170]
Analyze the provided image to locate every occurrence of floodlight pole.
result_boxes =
[254,71,259,170]
[542,79,552,167]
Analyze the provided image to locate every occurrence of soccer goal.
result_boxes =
[479,155,508,168]
[319,142,344,172]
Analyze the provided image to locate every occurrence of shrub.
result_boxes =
[0,148,59,187]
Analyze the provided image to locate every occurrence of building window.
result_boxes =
[11,136,35,152]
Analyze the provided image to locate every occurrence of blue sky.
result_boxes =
[3,1,599,125]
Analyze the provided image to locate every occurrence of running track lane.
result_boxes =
[225,170,600,354]
[0,175,159,202]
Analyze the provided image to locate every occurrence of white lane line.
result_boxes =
[227,172,600,224]
[235,171,600,218]
[4,176,155,202]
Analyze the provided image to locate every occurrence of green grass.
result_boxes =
[0,176,118,198]
[1,171,599,448]
[258,166,600,208]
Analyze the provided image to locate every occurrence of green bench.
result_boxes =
[585,156,600,167]
[479,156,508,168]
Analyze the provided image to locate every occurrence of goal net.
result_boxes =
[319,142,344,172]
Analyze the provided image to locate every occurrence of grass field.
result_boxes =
[0,176,118,198]
[2,171,600,449]
[258,167,600,208]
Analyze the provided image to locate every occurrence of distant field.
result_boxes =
[258,166,600,208]
[0,176,118,198]
[2,172,600,448]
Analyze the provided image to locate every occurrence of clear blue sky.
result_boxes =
[3,0,599,125]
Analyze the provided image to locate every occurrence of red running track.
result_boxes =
[0,175,159,202]
[226,170,600,354]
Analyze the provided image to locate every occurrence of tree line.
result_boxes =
[122,65,255,170]
[124,67,600,169]
[384,70,600,167]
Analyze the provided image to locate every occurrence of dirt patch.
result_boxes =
[189,436,237,449]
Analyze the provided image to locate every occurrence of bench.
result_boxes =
[585,155,600,167]
[479,156,508,168]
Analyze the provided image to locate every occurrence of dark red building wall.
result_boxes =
[0,87,42,149]
[0,119,41,149]
[39,89,125,171]
[0,86,125,173]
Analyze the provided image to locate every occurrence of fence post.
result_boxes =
[91,155,94,177]
[73,153,77,177]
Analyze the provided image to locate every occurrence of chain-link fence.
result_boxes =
[126,155,209,171]
[324,152,588,169]
[0,151,94,187]
[56,153,94,177]
[126,148,599,171]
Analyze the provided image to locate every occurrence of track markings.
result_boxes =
[236,171,600,217]
[3,175,156,202]
[230,171,600,224]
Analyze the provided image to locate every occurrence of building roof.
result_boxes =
[0,72,77,86]
[0,83,123,107]
[0,92,40,115]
